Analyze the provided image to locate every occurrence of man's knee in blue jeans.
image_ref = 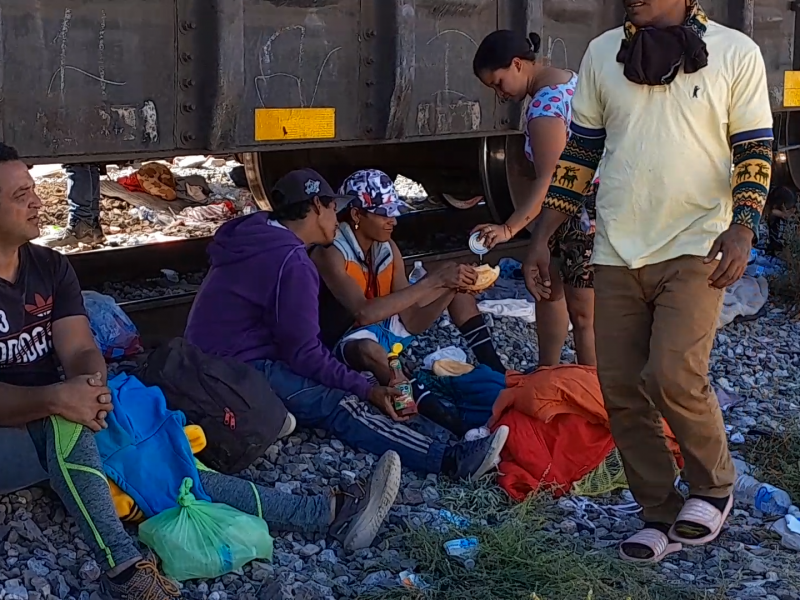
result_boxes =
[250,359,445,473]
[249,359,347,425]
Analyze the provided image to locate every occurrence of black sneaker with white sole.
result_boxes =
[447,425,509,481]
[329,450,402,551]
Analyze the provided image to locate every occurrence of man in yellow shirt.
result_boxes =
[525,0,773,562]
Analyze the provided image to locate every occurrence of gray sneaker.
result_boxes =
[38,221,104,248]
[329,450,401,551]
[450,425,509,481]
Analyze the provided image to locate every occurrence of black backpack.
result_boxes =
[136,337,287,475]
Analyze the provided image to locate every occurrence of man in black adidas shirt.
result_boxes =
[0,144,180,599]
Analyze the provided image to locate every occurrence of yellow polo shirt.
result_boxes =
[570,22,773,269]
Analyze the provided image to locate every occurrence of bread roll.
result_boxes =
[462,264,500,292]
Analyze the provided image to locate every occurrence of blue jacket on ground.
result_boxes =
[416,365,505,430]
[95,373,210,518]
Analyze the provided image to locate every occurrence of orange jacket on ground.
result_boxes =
[490,365,683,502]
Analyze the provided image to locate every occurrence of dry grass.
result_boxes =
[742,418,800,503]
[367,480,727,600]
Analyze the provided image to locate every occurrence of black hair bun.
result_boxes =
[527,32,541,54]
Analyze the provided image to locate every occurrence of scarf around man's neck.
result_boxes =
[617,0,709,86]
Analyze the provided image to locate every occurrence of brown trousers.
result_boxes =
[594,255,734,525]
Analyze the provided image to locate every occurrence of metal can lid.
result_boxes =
[468,232,489,256]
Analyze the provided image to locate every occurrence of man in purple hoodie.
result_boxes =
[186,169,508,480]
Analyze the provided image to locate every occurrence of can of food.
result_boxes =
[468,232,489,256]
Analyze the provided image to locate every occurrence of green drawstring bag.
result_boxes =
[139,478,273,581]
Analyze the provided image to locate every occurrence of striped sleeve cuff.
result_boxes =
[730,128,774,146]
[570,123,607,140]
[543,130,606,217]
[731,139,772,236]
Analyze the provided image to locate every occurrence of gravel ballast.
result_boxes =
[5,164,798,599]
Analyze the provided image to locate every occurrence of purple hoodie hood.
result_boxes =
[185,213,372,401]
[206,212,298,266]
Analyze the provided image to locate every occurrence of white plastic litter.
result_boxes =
[477,299,535,323]
[422,346,467,370]
[557,496,641,532]
[773,510,800,551]
[161,269,180,283]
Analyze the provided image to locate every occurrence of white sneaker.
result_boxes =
[278,412,296,439]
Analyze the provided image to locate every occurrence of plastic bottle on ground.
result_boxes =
[408,261,427,284]
[733,463,792,517]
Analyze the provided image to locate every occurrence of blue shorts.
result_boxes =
[334,315,415,365]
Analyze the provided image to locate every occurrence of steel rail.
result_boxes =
[68,206,527,288]
[117,240,530,349]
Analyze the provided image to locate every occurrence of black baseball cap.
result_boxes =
[271,168,354,211]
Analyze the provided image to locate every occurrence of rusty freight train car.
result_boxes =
[0,0,797,220]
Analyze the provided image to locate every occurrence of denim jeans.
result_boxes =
[251,360,446,473]
[65,164,101,226]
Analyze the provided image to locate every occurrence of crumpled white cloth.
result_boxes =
[718,275,768,328]
[477,299,536,323]
[422,346,467,370]
[477,298,573,330]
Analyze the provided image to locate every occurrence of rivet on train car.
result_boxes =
[365,101,374,107]
[182,103,196,113]
[365,29,376,38]
[181,78,196,89]
[365,126,374,133]
[500,118,510,125]
[180,52,194,63]
[181,132,196,143]
[364,57,375,66]
[365,79,375,87]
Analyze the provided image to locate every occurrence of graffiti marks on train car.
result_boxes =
[417,27,481,135]
[94,102,159,144]
[417,0,495,19]
[386,0,417,139]
[255,25,342,109]
[417,97,481,135]
[33,6,168,153]
[263,0,341,8]
[141,101,159,143]
[545,37,569,70]
[47,8,126,102]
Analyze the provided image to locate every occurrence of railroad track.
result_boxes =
[67,206,531,348]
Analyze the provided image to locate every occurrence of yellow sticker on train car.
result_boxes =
[254,108,335,141]
[784,72,800,108]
